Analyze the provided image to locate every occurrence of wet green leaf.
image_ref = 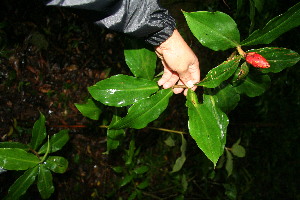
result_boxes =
[124,40,157,80]
[0,148,40,170]
[44,156,68,174]
[75,99,102,120]
[186,90,228,166]
[38,130,69,154]
[4,166,39,200]
[30,113,46,150]
[234,73,271,97]
[37,164,54,199]
[110,89,173,129]
[242,2,300,46]
[198,57,241,88]
[183,11,240,51]
[247,47,300,73]
[0,142,29,150]
[88,75,159,107]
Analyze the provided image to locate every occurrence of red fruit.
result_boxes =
[245,52,270,68]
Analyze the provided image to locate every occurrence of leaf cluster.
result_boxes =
[0,113,69,199]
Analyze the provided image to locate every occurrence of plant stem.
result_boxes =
[236,45,246,57]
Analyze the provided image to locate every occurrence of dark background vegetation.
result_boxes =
[0,0,299,199]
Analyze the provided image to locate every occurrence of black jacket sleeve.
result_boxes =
[44,0,176,46]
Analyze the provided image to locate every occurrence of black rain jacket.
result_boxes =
[43,0,176,46]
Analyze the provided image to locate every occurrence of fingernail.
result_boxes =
[186,80,194,88]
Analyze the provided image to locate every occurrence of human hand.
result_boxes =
[155,29,200,95]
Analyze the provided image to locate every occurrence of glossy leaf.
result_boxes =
[242,2,300,46]
[124,40,157,80]
[110,89,173,129]
[0,142,29,150]
[38,130,69,154]
[0,148,40,170]
[183,11,240,51]
[211,84,240,113]
[234,73,271,97]
[247,47,300,73]
[198,57,241,88]
[75,99,102,120]
[88,75,159,107]
[37,164,54,199]
[186,90,228,166]
[44,156,68,174]
[30,113,46,150]
[171,134,187,173]
[4,166,39,200]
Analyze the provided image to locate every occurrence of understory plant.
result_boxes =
[0,113,69,199]
[76,2,300,167]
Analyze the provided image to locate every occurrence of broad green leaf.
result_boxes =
[134,165,149,174]
[38,130,69,154]
[0,142,29,150]
[44,156,68,174]
[30,113,46,150]
[247,47,300,73]
[124,39,157,80]
[242,2,300,46]
[75,99,102,120]
[110,89,173,129]
[106,111,125,153]
[4,165,39,200]
[234,73,271,97]
[186,90,228,166]
[37,164,55,199]
[171,134,187,173]
[88,74,159,107]
[183,11,240,51]
[0,148,40,170]
[210,84,240,113]
[198,57,241,88]
[225,149,233,177]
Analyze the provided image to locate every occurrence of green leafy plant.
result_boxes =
[76,2,300,166]
[0,113,69,199]
[111,139,150,199]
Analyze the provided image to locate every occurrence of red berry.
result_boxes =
[245,52,270,68]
